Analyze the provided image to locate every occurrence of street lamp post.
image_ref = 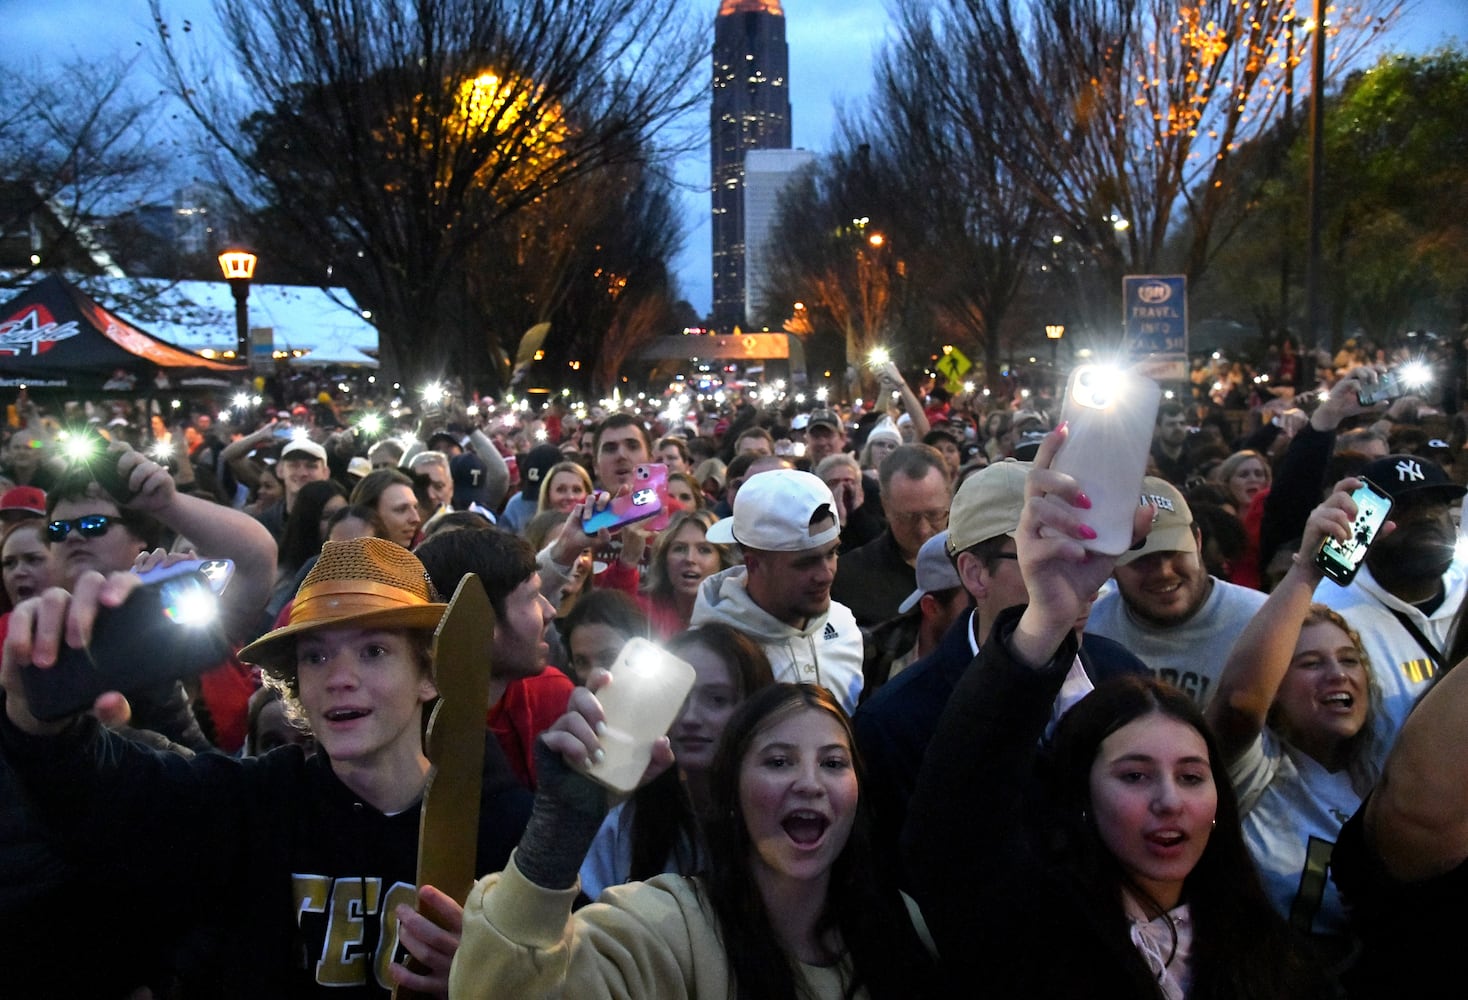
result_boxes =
[218,250,258,364]
[1305,0,1327,353]
[1046,324,1065,369]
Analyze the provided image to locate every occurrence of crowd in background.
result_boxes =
[3,332,1468,998]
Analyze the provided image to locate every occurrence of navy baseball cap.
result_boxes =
[1360,455,1465,503]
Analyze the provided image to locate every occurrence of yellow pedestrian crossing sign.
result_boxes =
[935,347,972,395]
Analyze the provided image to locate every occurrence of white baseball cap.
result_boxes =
[280,439,328,464]
[706,469,840,552]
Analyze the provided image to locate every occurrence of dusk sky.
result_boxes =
[2,0,1464,315]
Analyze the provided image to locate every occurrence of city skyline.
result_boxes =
[4,0,1465,318]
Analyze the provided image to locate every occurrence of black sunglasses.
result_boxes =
[46,514,120,543]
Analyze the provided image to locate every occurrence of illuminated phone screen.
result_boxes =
[1317,481,1393,582]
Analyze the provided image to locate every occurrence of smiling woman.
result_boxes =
[903,436,1330,1000]
[452,681,938,999]
[1207,482,1385,958]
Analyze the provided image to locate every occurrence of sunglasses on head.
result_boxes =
[46,514,120,543]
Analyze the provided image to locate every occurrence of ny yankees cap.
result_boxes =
[1359,454,1465,503]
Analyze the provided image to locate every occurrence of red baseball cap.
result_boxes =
[0,485,47,517]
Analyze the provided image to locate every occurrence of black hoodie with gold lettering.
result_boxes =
[0,710,530,997]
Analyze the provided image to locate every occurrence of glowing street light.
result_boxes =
[1046,324,1065,368]
[218,249,258,363]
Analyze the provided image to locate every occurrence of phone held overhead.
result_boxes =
[1314,479,1393,585]
[1051,364,1162,556]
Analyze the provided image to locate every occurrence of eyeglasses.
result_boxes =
[46,514,120,543]
[890,509,950,529]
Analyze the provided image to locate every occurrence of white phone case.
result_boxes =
[1051,366,1163,555]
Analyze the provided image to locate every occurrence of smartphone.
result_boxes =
[1356,371,1406,407]
[631,463,679,532]
[1051,365,1163,556]
[137,558,235,594]
[20,570,233,722]
[583,483,665,533]
[1315,478,1394,585]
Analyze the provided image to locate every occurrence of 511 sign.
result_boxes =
[1123,275,1187,381]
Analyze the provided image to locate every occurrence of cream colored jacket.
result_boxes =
[451,853,859,999]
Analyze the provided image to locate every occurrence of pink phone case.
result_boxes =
[632,463,683,531]
[584,478,665,532]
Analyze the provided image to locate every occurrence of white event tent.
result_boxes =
[79,276,380,368]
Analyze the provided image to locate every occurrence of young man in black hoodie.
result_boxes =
[0,537,530,997]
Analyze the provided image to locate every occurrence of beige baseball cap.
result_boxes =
[1116,476,1196,566]
[946,460,1030,555]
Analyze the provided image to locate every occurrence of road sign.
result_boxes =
[1123,275,1187,380]
[935,347,972,394]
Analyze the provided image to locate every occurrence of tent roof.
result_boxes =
[0,274,244,390]
[81,276,378,361]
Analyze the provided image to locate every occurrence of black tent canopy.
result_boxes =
[0,274,245,391]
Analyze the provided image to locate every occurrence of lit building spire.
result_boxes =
[719,0,784,15]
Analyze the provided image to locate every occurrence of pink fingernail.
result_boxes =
[1077,524,1098,540]
[1074,492,1092,509]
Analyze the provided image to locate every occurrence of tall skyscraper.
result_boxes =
[711,0,791,331]
[743,148,816,326]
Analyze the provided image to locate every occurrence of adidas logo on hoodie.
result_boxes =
[823,622,839,641]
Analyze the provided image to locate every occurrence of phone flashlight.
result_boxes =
[1071,365,1126,410]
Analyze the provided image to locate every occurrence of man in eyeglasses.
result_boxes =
[831,444,951,628]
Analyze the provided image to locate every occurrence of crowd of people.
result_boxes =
[2,339,1467,998]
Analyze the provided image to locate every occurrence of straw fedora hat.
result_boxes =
[239,537,448,670]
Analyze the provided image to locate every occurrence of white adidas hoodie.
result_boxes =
[690,566,864,714]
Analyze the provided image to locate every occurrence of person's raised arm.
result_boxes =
[903,427,1148,951]
[451,670,677,999]
[467,429,511,510]
[1,571,141,736]
[1260,369,1386,563]
[1208,481,1362,763]
[117,448,277,641]
[1007,427,1151,668]
[217,420,288,490]
[875,360,931,439]
[1365,646,1468,882]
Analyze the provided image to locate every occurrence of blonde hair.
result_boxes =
[643,510,732,600]
[1267,604,1383,795]
[536,462,593,514]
